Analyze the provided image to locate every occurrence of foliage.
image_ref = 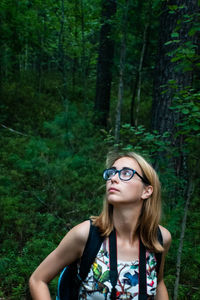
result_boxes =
[0,106,106,299]
[0,0,199,299]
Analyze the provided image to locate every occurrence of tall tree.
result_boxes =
[58,0,67,103]
[151,1,199,299]
[114,0,129,143]
[173,178,194,300]
[152,0,198,175]
[95,0,117,127]
[130,21,149,127]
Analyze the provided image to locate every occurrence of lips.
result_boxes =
[108,187,120,193]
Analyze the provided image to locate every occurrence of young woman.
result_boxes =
[29,151,171,300]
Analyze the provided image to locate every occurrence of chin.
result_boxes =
[107,197,140,206]
[107,198,124,205]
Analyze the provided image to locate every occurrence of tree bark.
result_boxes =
[152,2,199,297]
[130,71,139,126]
[152,0,198,174]
[72,0,79,95]
[95,0,117,127]
[58,0,67,103]
[173,178,194,300]
[114,35,126,144]
[114,0,129,143]
[80,0,86,101]
[133,22,149,127]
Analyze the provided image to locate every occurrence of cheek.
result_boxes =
[128,183,144,197]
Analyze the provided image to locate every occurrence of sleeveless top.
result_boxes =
[79,239,157,300]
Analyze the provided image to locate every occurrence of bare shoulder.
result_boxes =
[61,219,90,246]
[159,224,172,251]
[70,219,91,242]
[57,219,91,259]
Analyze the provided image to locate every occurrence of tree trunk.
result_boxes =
[152,0,198,174]
[173,178,194,300]
[130,72,139,126]
[58,0,67,103]
[114,36,126,144]
[133,22,149,127]
[95,0,117,127]
[72,0,79,95]
[114,0,129,143]
[80,0,86,101]
[152,1,199,297]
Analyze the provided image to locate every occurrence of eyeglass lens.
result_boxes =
[103,168,134,181]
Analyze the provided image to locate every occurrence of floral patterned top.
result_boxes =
[79,239,157,300]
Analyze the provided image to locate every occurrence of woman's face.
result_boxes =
[106,157,152,205]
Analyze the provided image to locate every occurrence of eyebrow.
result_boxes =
[111,166,132,170]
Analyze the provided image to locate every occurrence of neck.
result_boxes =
[112,202,142,243]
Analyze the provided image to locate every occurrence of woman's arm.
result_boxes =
[155,225,172,300]
[29,220,90,300]
[156,279,169,300]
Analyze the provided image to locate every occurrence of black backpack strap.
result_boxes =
[109,228,118,300]
[157,226,163,245]
[57,220,104,300]
[139,238,147,300]
[79,220,104,281]
[106,227,163,300]
[155,226,163,276]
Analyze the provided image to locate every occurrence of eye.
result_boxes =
[107,169,116,176]
[106,168,116,178]
[103,168,117,180]
[121,168,132,177]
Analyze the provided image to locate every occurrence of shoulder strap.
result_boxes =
[109,231,148,300]
[155,226,163,275]
[57,220,104,300]
[109,228,118,300]
[79,220,104,281]
[157,226,163,245]
[139,238,147,300]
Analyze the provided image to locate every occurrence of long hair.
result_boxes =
[91,151,164,252]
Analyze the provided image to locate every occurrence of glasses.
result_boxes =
[103,167,149,184]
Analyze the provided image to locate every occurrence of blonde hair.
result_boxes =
[91,151,163,252]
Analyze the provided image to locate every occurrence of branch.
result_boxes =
[1,124,29,137]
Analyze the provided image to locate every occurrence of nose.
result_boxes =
[110,171,120,182]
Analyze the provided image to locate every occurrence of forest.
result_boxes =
[0,0,199,299]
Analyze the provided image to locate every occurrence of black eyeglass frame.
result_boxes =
[103,167,150,185]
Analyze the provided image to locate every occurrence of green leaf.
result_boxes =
[182,108,190,115]
[168,5,178,11]
[171,32,179,38]
[193,125,200,131]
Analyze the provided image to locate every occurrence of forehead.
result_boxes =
[112,157,141,171]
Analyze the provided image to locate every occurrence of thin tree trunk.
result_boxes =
[173,178,194,300]
[80,0,86,101]
[114,0,129,143]
[130,72,139,126]
[130,0,152,127]
[72,1,79,94]
[58,0,67,103]
[134,22,149,127]
[95,0,117,127]
[25,43,28,71]
[114,36,126,144]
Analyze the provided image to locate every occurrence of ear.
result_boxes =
[141,185,153,200]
